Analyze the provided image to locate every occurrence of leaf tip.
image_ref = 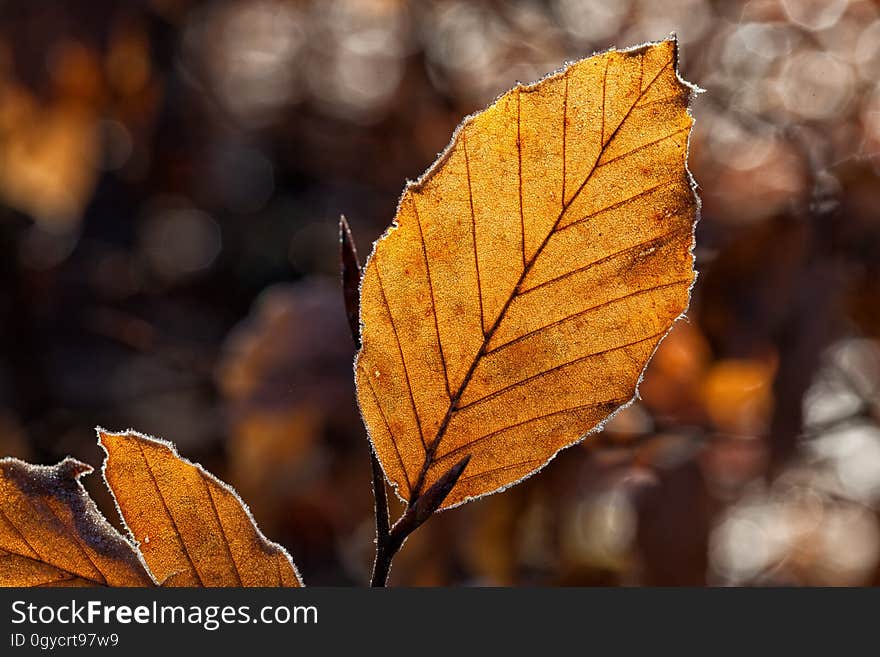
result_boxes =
[338,213,350,242]
[95,427,137,462]
[57,456,93,480]
[339,214,362,349]
[95,426,112,447]
[448,453,472,479]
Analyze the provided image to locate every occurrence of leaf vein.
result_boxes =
[556,177,681,234]
[41,499,108,585]
[518,224,691,298]
[635,92,684,109]
[0,549,100,586]
[457,328,671,413]
[412,197,450,399]
[376,262,427,452]
[199,473,243,586]
[436,396,629,465]
[0,505,42,561]
[135,441,205,586]
[517,87,525,270]
[491,277,692,355]
[364,369,413,496]
[562,69,569,208]
[463,132,486,335]
[457,459,544,485]
[596,126,689,169]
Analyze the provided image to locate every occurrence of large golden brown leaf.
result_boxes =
[0,457,154,587]
[356,39,698,509]
[99,429,302,586]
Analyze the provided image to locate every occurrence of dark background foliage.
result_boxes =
[0,0,878,585]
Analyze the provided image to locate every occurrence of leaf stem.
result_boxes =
[370,454,471,586]
[369,450,391,571]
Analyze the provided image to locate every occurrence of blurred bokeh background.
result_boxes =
[0,0,879,585]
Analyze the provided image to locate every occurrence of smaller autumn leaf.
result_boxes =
[0,457,155,587]
[99,429,302,587]
[356,38,699,509]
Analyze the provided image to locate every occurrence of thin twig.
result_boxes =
[340,215,472,586]
[339,216,392,578]
[369,448,391,555]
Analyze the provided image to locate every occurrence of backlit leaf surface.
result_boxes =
[356,39,698,508]
[100,430,302,587]
[0,457,154,587]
